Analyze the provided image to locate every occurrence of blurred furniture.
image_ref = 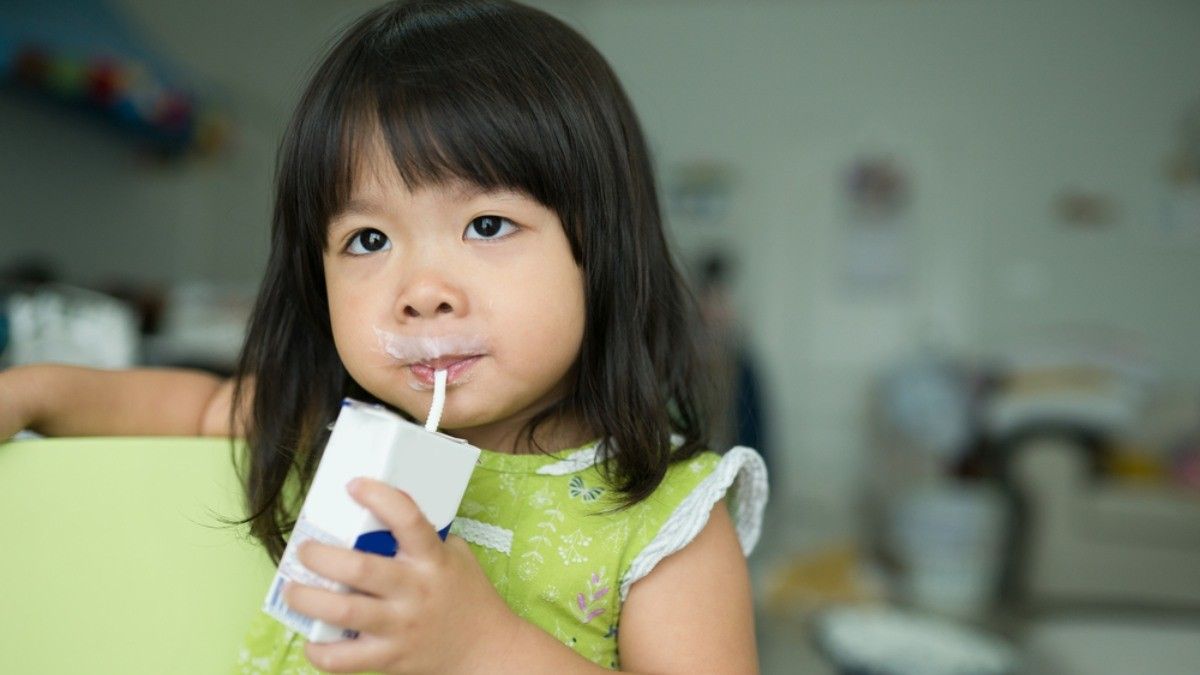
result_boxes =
[812,605,1018,675]
[1021,614,1200,675]
[3,284,140,368]
[0,437,275,674]
[141,281,256,375]
[1005,431,1200,609]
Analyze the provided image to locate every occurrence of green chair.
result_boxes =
[0,437,277,674]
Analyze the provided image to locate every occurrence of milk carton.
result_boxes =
[262,398,479,642]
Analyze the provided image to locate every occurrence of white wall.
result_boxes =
[570,0,1200,533]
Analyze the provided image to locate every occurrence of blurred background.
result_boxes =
[2,1,1199,673]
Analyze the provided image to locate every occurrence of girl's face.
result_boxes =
[323,147,586,453]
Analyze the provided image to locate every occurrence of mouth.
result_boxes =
[408,354,483,387]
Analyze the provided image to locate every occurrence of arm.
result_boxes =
[499,501,758,673]
[617,500,759,673]
[0,364,249,438]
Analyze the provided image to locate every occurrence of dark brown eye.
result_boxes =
[465,215,516,240]
[347,228,390,255]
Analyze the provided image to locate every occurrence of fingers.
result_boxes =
[348,477,442,562]
[303,633,400,674]
[297,540,407,599]
[283,581,391,635]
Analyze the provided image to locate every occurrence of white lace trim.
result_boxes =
[450,517,513,555]
[534,435,687,476]
[618,446,769,601]
[535,445,602,475]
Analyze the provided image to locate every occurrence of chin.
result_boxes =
[434,413,491,434]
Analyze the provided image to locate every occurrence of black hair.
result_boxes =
[229,0,709,563]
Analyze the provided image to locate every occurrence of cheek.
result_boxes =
[325,280,377,371]
[325,290,353,352]
[326,309,359,382]
[557,264,587,328]
[521,264,585,350]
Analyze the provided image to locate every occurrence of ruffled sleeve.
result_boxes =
[617,446,769,601]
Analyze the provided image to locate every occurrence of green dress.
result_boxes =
[234,442,767,673]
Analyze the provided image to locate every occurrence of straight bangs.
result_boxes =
[289,0,609,263]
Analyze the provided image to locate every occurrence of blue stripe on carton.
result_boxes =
[352,523,453,557]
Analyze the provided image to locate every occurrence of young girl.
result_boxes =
[1,1,768,672]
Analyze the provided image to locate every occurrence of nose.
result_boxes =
[394,273,468,320]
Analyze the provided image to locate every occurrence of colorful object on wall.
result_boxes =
[840,155,914,292]
[1053,189,1117,229]
[666,160,736,227]
[1161,98,1200,243]
[0,0,228,157]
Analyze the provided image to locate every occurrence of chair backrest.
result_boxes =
[0,437,276,674]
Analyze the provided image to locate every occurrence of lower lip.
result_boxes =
[408,356,482,386]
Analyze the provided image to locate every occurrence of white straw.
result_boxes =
[425,369,447,431]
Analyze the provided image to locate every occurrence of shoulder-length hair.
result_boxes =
[231,0,709,563]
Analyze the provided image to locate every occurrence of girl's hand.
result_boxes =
[282,478,520,674]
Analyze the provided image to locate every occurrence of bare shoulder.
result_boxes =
[618,500,759,674]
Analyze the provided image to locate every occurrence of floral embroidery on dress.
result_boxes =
[557,528,592,564]
[497,472,522,496]
[529,485,554,508]
[575,568,610,623]
[599,519,631,550]
[540,585,562,604]
[517,552,543,581]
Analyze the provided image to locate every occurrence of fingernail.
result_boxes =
[347,477,363,495]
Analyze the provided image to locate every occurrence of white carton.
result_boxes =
[262,398,480,642]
